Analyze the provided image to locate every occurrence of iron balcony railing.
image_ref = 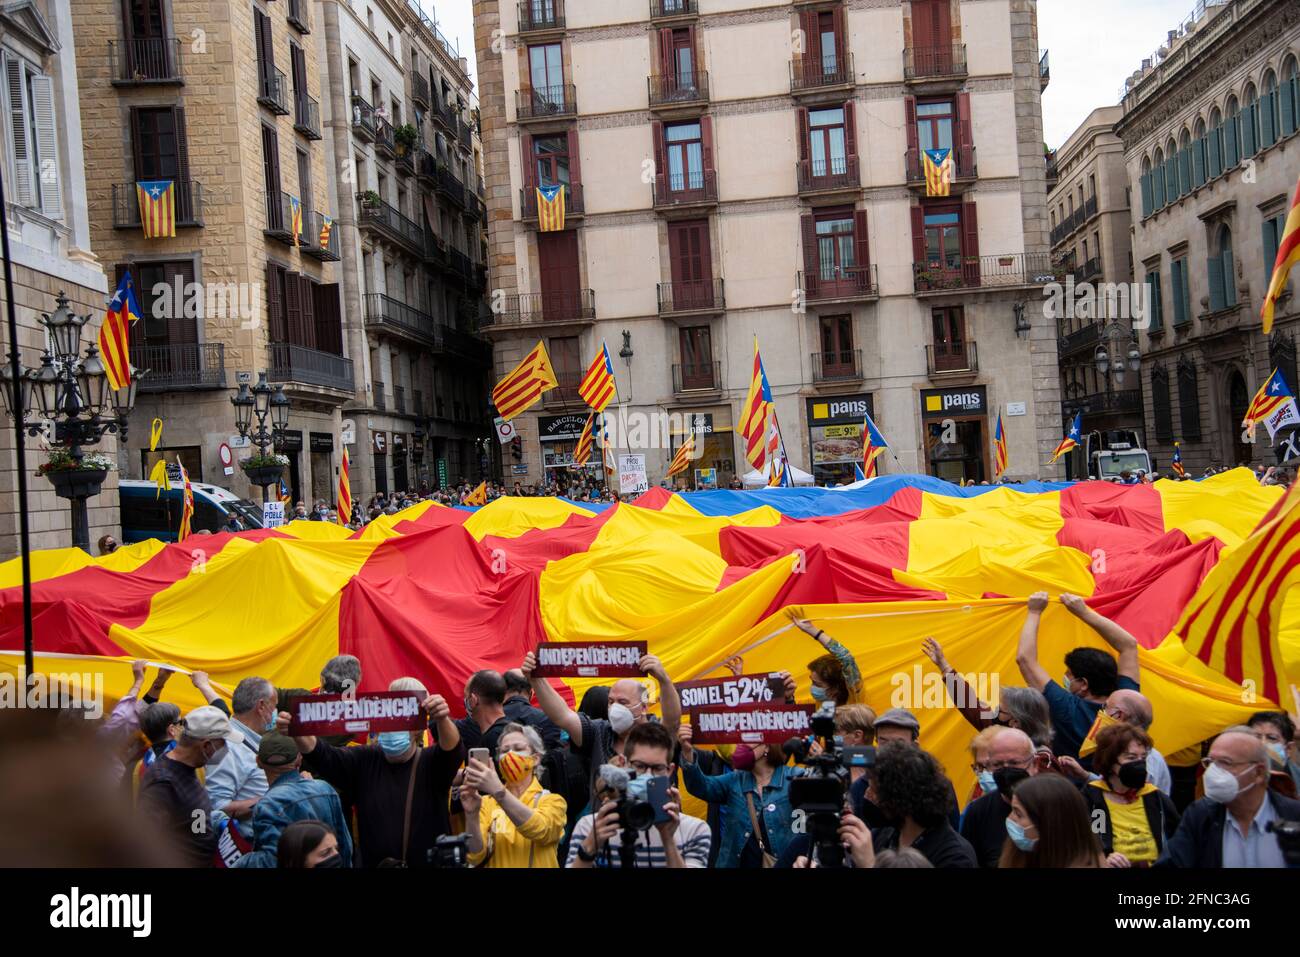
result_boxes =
[797,156,860,193]
[258,67,291,115]
[914,253,1063,293]
[672,360,721,393]
[543,371,584,406]
[351,94,376,140]
[516,84,577,121]
[1058,321,1101,359]
[411,73,430,109]
[301,210,341,262]
[431,98,456,132]
[903,44,968,80]
[651,0,697,18]
[799,264,878,301]
[416,148,439,183]
[109,38,182,84]
[294,92,322,140]
[111,180,204,228]
[374,115,396,157]
[518,0,565,32]
[1075,257,1103,283]
[268,343,354,392]
[905,146,977,183]
[520,183,584,220]
[653,169,718,208]
[811,349,862,382]
[648,70,709,107]
[1084,195,1099,222]
[287,0,312,33]
[1065,389,1142,417]
[424,229,448,266]
[264,190,297,242]
[437,164,466,207]
[488,289,596,325]
[1050,207,1088,247]
[396,147,414,176]
[1039,49,1051,88]
[927,341,979,376]
[791,52,855,94]
[657,279,725,315]
[356,193,426,256]
[134,343,226,391]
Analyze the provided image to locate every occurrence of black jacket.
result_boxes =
[504,695,562,750]
[1156,791,1300,868]
[873,821,978,868]
[1082,783,1180,857]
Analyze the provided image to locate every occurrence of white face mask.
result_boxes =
[608,702,635,735]
[1203,762,1257,804]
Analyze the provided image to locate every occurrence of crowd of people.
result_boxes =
[69,595,1300,869]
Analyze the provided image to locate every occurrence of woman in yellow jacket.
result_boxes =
[462,723,567,868]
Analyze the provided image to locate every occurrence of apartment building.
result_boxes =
[1117,0,1300,474]
[474,0,1063,488]
[1047,104,1143,476]
[316,0,492,500]
[1,0,114,555]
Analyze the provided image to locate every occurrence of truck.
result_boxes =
[1083,429,1154,481]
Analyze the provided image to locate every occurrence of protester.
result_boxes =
[788,611,864,705]
[873,708,922,746]
[1246,711,1299,797]
[234,734,353,868]
[964,725,1003,806]
[1015,592,1141,760]
[206,676,279,834]
[276,820,344,868]
[455,670,511,752]
[1082,723,1180,868]
[461,724,567,868]
[503,669,561,749]
[1158,727,1300,867]
[98,659,151,786]
[999,774,1105,868]
[921,637,1053,749]
[677,724,795,868]
[291,678,463,867]
[868,741,977,868]
[1058,688,1172,794]
[959,728,1040,867]
[566,722,709,868]
[97,534,118,555]
[834,703,876,784]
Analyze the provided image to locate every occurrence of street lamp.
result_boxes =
[232,370,290,501]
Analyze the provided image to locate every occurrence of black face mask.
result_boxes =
[992,766,1030,797]
[1117,759,1148,791]
[313,852,345,868]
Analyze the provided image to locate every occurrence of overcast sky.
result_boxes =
[427,0,1200,148]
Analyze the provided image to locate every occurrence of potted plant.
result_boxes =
[360,189,382,209]
[394,123,418,154]
[39,448,114,500]
[240,451,288,489]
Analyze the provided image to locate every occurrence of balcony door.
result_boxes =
[538,230,581,322]
[657,27,696,99]
[665,121,704,193]
[528,43,563,112]
[123,0,174,79]
[809,106,847,179]
[532,134,570,189]
[669,219,713,311]
[924,206,962,272]
[931,306,967,371]
[912,0,953,74]
[121,260,197,379]
[819,315,854,377]
[816,213,856,285]
[548,335,581,402]
[131,105,192,221]
[816,10,838,76]
[679,326,714,390]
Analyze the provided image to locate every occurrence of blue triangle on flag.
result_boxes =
[924,148,951,166]
[539,184,562,201]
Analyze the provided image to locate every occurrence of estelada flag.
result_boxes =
[578,341,617,412]
[1171,442,1186,478]
[1241,368,1294,430]
[573,412,595,467]
[289,195,303,248]
[135,180,176,238]
[1078,709,1121,758]
[739,339,775,473]
[318,214,334,251]
[492,340,558,421]
[337,447,352,525]
[99,271,143,391]
[1049,412,1082,464]
[922,148,953,197]
[993,412,1009,480]
[463,481,488,506]
[667,433,695,478]
[861,410,889,479]
[1262,172,1300,335]
[536,184,566,232]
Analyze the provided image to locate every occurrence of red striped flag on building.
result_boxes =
[135,180,176,238]
[739,338,774,473]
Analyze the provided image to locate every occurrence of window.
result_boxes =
[120,260,198,362]
[1207,225,1235,312]
[819,315,854,375]
[931,306,968,371]
[1151,149,1165,208]
[528,43,563,96]
[131,105,191,221]
[3,53,62,216]
[261,123,282,229]
[916,99,954,152]
[1177,357,1201,441]
[816,213,856,281]
[253,5,275,94]
[1283,57,1299,138]
[808,106,847,177]
[1145,268,1163,330]
[924,209,961,268]
[548,335,580,392]
[1192,119,1207,187]
[1170,257,1191,326]
[1151,365,1173,441]
[816,10,838,75]
[1263,210,1288,290]
[1262,71,1279,147]
[665,121,704,192]
[532,134,570,187]
[679,326,714,389]
[1140,157,1153,217]
[1208,107,1224,179]
[1178,130,1192,196]
[296,148,312,216]
[1241,85,1258,157]
[1224,96,1240,166]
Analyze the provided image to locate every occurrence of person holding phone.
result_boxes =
[461,725,567,868]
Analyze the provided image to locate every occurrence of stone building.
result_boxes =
[1,0,114,557]
[472,0,1063,488]
[1117,0,1300,474]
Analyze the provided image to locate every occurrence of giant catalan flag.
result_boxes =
[98,271,143,391]
[922,147,953,197]
[492,340,558,422]
[578,341,617,412]
[4,469,1294,807]
[135,180,176,239]
[536,184,566,232]
[1261,172,1300,336]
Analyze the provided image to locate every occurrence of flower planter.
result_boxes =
[46,468,109,501]
[242,464,285,488]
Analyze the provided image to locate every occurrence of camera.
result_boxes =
[784,702,876,868]
[428,832,471,868]
[1266,819,1300,867]
[598,764,657,832]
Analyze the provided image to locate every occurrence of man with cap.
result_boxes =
[138,705,244,867]
[234,734,353,868]
[858,708,961,831]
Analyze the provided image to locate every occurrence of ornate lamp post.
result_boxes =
[0,294,142,551]
[232,370,290,501]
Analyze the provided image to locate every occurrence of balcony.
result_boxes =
[926,341,979,377]
[356,193,426,257]
[797,156,860,198]
[520,183,585,224]
[651,0,697,19]
[791,52,855,97]
[268,343,355,394]
[351,95,376,141]
[1045,152,1059,190]
[394,385,407,414]
[518,0,565,34]
[411,73,430,110]
[294,92,322,140]
[436,164,466,207]
[484,289,596,327]
[657,279,725,318]
[423,229,449,268]
[1075,257,1102,283]
[1065,389,1142,418]
[543,371,584,408]
[903,44,968,82]
[374,116,396,158]
[449,248,473,283]
[263,191,297,244]
[1057,321,1101,360]
[652,170,718,213]
[516,85,577,122]
[1084,195,1099,222]
[373,379,386,411]
[301,210,341,262]
[672,360,721,395]
[799,264,878,303]
[457,115,474,146]
[905,146,977,190]
[109,38,183,86]
[431,99,457,133]
[1039,50,1050,91]
[135,343,226,392]
[648,71,709,114]
[258,67,291,115]
[287,0,312,33]
[1050,206,1087,247]
[913,253,1062,294]
[396,147,414,177]
[111,180,204,229]
[811,349,863,384]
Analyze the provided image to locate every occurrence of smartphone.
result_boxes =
[468,747,491,768]
[645,775,672,825]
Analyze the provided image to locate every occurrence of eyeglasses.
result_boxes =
[629,760,669,775]
[970,763,989,774]
[1200,757,1257,772]
[986,757,1034,772]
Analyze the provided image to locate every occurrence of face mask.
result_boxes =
[1117,759,1148,791]
[1265,742,1287,767]
[977,770,997,794]
[314,851,344,868]
[498,750,535,785]
[377,731,414,758]
[1005,817,1038,852]
[992,766,1030,796]
[205,743,228,767]
[263,707,277,733]
[732,744,756,772]
[608,702,635,735]
[1203,762,1255,804]
[809,685,828,702]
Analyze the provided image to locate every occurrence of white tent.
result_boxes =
[740,463,817,487]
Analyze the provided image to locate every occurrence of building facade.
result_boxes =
[1118,0,1300,474]
[1047,104,1143,477]
[316,0,492,503]
[473,0,1063,489]
[1,0,114,557]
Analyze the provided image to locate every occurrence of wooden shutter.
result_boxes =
[1282,79,1297,137]
[267,263,286,342]
[904,96,919,156]
[566,128,581,185]
[955,91,973,169]
[521,132,536,190]
[299,275,317,349]
[658,27,674,75]
[910,206,926,266]
[853,208,870,285]
[801,213,819,298]
[797,106,810,163]
[168,261,197,346]
[687,24,698,75]
[285,269,303,345]
[961,200,980,284]
[832,6,847,63]
[701,115,714,174]
[798,9,816,73]
[30,75,61,218]
[4,55,34,206]
[174,106,191,221]
[652,120,666,194]
[843,100,857,160]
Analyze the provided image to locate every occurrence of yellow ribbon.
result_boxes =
[149,459,170,499]
[149,418,163,452]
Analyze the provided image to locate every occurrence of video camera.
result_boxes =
[428,833,471,868]
[784,702,876,869]
[1266,819,1300,867]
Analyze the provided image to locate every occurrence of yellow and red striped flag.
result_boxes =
[536,184,566,232]
[1049,412,1082,465]
[993,412,1008,480]
[578,341,617,412]
[290,195,303,248]
[99,271,143,391]
[135,180,176,238]
[463,481,488,506]
[1262,173,1300,335]
[573,412,595,467]
[738,338,774,473]
[922,148,953,197]
[1241,369,1295,430]
[319,214,334,250]
[177,462,194,542]
[862,410,889,479]
[1173,481,1300,708]
[667,433,695,478]
[337,447,352,525]
[492,340,558,422]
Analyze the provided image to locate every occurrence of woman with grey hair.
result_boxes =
[461,723,567,868]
